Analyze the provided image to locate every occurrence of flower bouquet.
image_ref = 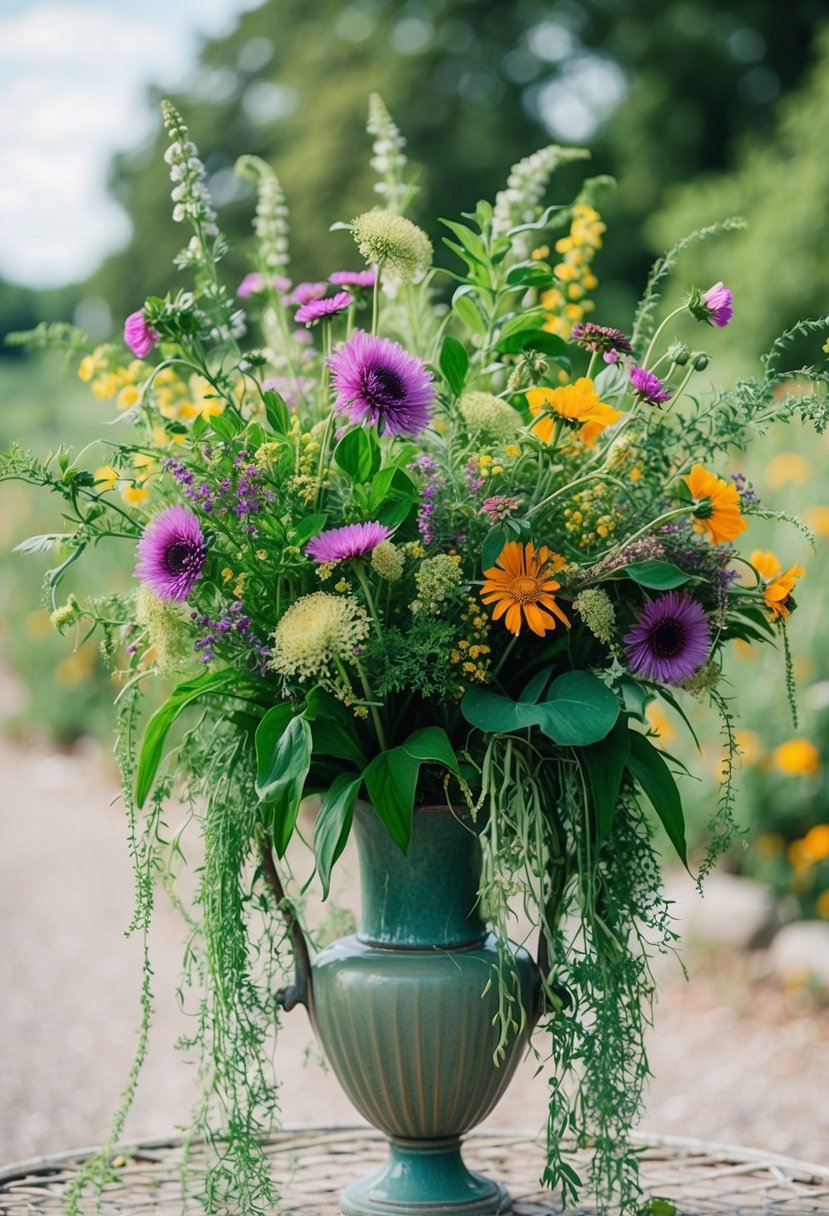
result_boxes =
[4,95,828,1216]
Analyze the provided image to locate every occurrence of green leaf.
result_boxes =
[334,427,380,482]
[627,731,689,869]
[255,711,313,856]
[208,409,243,439]
[581,720,631,842]
[439,334,469,396]
[304,687,368,768]
[262,388,290,434]
[504,264,553,288]
[362,727,460,852]
[136,669,240,807]
[461,671,619,746]
[293,513,328,544]
[313,773,361,898]
[481,525,510,570]
[497,309,548,342]
[362,746,419,852]
[496,329,571,357]
[400,726,460,774]
[622,560,692,590]
[519,666,553,703]
[440,218,489,264]
[617,676,652,723]
[452,292,488,335]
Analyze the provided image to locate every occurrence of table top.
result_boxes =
[1,1127,828,1215]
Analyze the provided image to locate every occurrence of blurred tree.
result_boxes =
[649,22,829,368]
[21,0,829,335]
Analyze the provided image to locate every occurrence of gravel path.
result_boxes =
[2,710,828,1170]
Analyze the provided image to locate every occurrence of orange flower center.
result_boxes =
[509,575,544,603]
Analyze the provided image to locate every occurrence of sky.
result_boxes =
[0,0,261,289]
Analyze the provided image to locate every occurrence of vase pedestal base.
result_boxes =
[340,1137,512,1216]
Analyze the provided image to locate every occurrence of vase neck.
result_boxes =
[354,804,487,949]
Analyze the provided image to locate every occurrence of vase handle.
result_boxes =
[261,843,315,1028]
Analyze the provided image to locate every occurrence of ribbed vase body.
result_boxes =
[312,803,539,1216]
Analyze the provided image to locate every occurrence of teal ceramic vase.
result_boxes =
[307,803,540,1216]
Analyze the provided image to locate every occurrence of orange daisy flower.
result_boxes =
[480,541,570,637]
[526,378,622,448]
[684,464,749,544]
[750,549,805,618]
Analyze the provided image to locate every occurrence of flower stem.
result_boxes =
[641,305,686,370]
[371,261,385,335]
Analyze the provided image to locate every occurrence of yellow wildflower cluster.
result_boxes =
[450,598,492,690]
[564,482,618,547]
[540,204,604,339]
[79,348,147,408]
[150,369,225,425]
[284,415,327,505]
[469,453,505,481]
[221,567,248,598]
[787,824,829,870]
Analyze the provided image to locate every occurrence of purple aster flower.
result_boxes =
[630,366,671,404]
[135,505,206,601]
[624,591,711,685]
[288,281,328,306]
[124,309,158,359]
[701,282,733,328]
[295,291,353,326]
[305,521,391,563]
[330,269,377,289]
[329,330,434,437]
[237,272,292,298]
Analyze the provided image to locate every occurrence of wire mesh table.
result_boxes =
[2,1127,828,1216]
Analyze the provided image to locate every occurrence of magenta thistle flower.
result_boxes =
[289,281,328,306]
[295,291,353,326]
[135,505,206,601]
[330,269,377,289]
[630,366,671,404]
[624,591,711,685]
[124,309,158,359]
[701,281,733,328]
[237,272,292,298]
[328,330,434,437]
[305,521,391,563]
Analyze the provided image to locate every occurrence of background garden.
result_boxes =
[2,0,829,1169]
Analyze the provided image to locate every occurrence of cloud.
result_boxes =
[0,0,255,287]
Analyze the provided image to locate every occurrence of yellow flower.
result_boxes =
[116,385,141,411]
[78,354,101,383]
[684,464,749,544]
[773,738,821,777]
[646,702,675,744]
[765,452,810,488]
[94,465,119,491]
[133,453,159,483]
[122,484,150,506]
[734,728,760,765]
[91,373,121,400]
[480,541,570,637]
[750,549,804,619]
[804,505,829,537]
[527,378,622,447]
[802,824,829,862]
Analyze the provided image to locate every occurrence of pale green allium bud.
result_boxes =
[351,210,432,282]
[136,585,192,677]
[459,391,519,439]
[573,588,616,645]
[506,349,549,393]
[411,554,463,615]
[50,594,81,635]
[667,341,690,367]
[371,540,404,582]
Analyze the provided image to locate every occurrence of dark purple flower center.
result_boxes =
[649,620,686,658]
[165,540,198,574]
[362,365,406,409]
